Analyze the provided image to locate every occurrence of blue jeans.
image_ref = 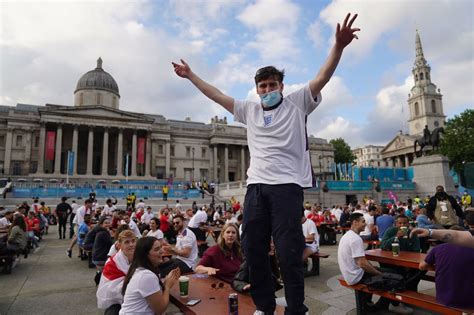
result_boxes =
[242,184,307,315]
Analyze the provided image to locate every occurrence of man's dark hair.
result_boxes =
[396,214,408,221]
[254,66,285,84]
[368,205,377,212]
[382,207,389,215]
[349,213,364,224]
[173,214,185,222]
[85,199,93,204]
[465,211,474,226]
[61,196,68,202]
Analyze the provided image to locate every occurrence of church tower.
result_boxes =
[407,31,446,136]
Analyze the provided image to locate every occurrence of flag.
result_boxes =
[67,151,75,175]
[137,137,145,164]
[96,251,130,309]
[348,163,353,180]
[45,131,56,161]
[337,163,342,180]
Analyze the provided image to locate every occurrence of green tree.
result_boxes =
[330,138,356,164]
[440,109,474,173]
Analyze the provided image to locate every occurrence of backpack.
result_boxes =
[364,272,406,292]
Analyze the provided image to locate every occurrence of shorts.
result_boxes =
[73,224,78,235]
[305,242,319,254]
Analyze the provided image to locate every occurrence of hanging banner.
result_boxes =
[45,131,56,161]
[67,151,75,175]
[137,138,145,164]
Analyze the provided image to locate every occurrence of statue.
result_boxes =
[414,126,444,157]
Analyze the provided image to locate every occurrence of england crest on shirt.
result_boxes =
[263,114,272,126]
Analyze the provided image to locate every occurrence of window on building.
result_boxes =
[201,148,206,158]
[155,166,165,179]
[30,161,38,173]
[228,149,233,159]
[0,135,4,147]
[13,162,22,175]
[170,145,175,157]
[158,144,164,155]
[186,146,191,158]
[96,93,101,105]
[112,96,117,107]
[420,73,424,80]
[414,102,420,116]
[184,168,192,181]
[426,72,430,80]
[200,168,209,179]
[415,74,418,81]
[431,100,436,113]
[170,168,176,178]
[35,136,40,147]
[79,93,83,105]
[16,135,23,147]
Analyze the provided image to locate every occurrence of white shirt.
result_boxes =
[302,218,319,246]
[226,217,238,225]
[188,210,207,228]
[71,202,79,214]
[213,211,221,222]
[136,202,146,210]
[122,219,141,238]
[234,84,321,188]
[361,213,374,236]
[141,212,154,225]
[147,229,164,240]
[176,228,198,269]
[102,204,116,217]
[73,205,90,225]
[334,208,343,222]
[119,268,161,315]
[0,217,10,228]
[337,230,365,285]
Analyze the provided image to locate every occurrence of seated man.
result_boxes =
[379,214,422,313]
[419,223,474,309]
[337,213,382,313]
[301,212,319,262]
[160,214,198,276]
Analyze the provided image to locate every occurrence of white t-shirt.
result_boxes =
[122,219,142,238]
[147,229,164,240]
[361,213,374,237]
[141,212,154,225]
[334,208,343,222]
[0,217,10,228]
[176,228,198,269]
[188,210,207,228]
[234,84,321,188]
[73,205,90,226]
[71,202,79,214]
[119,268,161,315]
[302,218,319,245]
[136,202,146,210]
[102,204,116,217]
[337,230,365,285]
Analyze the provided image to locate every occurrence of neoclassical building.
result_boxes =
[381,31,446,167]
[0,58,334,182]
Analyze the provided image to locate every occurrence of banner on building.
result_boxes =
[137,138,145,164]
[67,151,75,175]
[45,131,56,161]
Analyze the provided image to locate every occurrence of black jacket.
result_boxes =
[426,195,464,220]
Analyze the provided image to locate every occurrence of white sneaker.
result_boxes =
[11,258,19,269]
[389,303,413,314]
[253,311,265,315]
[34,247,40,253]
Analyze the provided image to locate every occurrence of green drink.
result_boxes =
[392,243,400,256]
[179,276,189,297]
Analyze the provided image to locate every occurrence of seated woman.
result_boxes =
[0,215,28,273]
[120,237,180,315]
[97,230,137,315]
[142,218,164,240]
[25,211,41,251]
[195,223,243,283]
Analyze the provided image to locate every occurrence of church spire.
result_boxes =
[414,30,427,67]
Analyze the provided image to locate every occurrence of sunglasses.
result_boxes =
[211,282,225,289]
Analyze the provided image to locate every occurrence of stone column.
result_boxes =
[213,145,218,181]
[240,146,246,181]
[86,126,94,175]
[224,145,229,182]
[3,128,13,175]
[145,133,151,177]
[54,124,63,174]
[117,129,123,176]
[72,125,78,175]
[24,128,32,174]
[404,155,410,168]
[101,127,109,176]
[131,130,137,177]
[165,141,170,178]
[37,123,46,174]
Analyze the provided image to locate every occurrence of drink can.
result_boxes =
[392,243,400,256]
[228,293,238,315]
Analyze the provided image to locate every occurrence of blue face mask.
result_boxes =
[259,90,282,108]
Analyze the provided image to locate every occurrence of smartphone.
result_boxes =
[187,299,201,306]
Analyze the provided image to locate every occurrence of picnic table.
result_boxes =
[365,248,434,271]
[207,226,222,242]
[169,273,284,315]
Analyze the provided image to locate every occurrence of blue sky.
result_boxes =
[1,0,473,148]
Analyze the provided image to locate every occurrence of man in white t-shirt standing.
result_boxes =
[338,213,382,313]
[172,13,360,314]
[67,199,92,258]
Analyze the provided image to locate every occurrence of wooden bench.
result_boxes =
[305,252,330,277]
[339,278,474,315]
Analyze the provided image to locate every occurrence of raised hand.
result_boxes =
[336,13,360,49]
[172,59,192,78]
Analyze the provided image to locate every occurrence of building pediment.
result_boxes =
[382,134,417,156]
[39,105,154,125]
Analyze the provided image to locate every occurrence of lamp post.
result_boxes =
[191,147,195,183]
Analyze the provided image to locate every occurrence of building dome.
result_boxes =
[75,58,120,97]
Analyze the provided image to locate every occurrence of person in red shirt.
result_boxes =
[26,211,41,251]
[159,208,173,243]
[195,223,243,283]
[307,206,322,227]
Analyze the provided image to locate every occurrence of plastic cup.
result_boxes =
[179,276,189,297]
[400,227,408,238]
[392,243,400,256]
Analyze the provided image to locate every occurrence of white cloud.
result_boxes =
[306,21,325,49]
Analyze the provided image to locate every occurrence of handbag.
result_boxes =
[364,272,406,292]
